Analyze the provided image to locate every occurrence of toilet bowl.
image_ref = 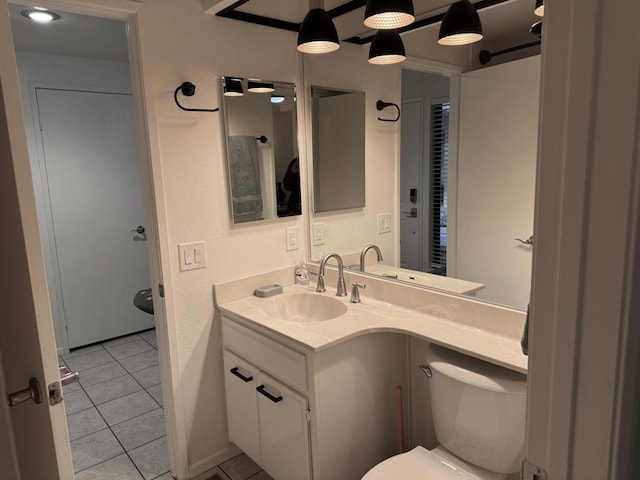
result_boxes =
[362,344,527,480]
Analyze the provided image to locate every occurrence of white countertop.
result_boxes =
[362,264,485,295]
[218,284,528,374]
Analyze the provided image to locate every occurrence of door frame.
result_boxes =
[4,0,189,478]
[399,95,425,271]
[401,58,463,278]
[526,0,640,477]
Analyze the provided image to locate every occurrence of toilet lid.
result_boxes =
[362,446,479,480]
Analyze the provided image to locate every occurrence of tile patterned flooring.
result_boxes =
[60,330,272,480]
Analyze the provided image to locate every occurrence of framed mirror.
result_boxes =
[311,86,365,213]
[222,77,301,224]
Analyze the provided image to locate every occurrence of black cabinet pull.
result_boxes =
[230,367,253,383]
[256,385,283,403]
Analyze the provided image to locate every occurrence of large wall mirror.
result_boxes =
[311,86,365,213]
[222,77,301,224]
[307,56,540,310]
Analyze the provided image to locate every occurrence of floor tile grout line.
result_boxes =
[73,361,155,479]
[73,450,126,475]
[79,371,142,395]
[66,331,166,478]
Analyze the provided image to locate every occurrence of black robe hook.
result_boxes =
[174,82,220,112]
[376,100,400,122]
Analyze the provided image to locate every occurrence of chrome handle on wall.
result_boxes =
[514,235,534,246]
[403,208,418,218]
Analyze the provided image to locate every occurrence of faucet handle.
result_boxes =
[350,283,366,303]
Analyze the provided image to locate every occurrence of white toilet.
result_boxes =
[362,343,527,480]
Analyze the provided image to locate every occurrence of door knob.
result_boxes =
[7,377,43,407]
[130,226,145,234]
[403,207,418,218]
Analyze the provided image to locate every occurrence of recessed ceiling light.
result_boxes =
[21,9,61,23]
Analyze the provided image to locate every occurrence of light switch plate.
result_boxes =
[286,227,299,251]
[178,241,206,271]
[377,213,392,234]
[312,223,325,246]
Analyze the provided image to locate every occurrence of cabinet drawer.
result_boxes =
[222,318,307,393]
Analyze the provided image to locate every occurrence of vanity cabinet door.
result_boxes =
[256,372,311,480]
[223,351,262,464]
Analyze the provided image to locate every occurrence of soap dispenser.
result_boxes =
[295,260,310,285]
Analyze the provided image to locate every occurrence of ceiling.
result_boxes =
[8,3,129,62]
[7,0,540,65]
[214,0,540,47]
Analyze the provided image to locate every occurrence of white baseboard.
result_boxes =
[189,444,241,480]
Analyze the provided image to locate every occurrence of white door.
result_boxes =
[0,21,73,476]
[400,98,423,270]
[36,88,153,348]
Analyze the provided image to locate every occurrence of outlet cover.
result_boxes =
[286,226,299,251]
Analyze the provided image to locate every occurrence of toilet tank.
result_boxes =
[424,344,527,474]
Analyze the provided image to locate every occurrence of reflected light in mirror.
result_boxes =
[248,80,275,93]
[534,0,544,16]
[224,77,244,96]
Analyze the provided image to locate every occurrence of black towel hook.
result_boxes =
[174,82,220,112]
[376,100,400,122]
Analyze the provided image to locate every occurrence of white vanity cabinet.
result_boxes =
[222,314,408,480]
[222,320,312,480]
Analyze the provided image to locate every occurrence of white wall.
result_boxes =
[455,56,540,309]
[16,52,133,351]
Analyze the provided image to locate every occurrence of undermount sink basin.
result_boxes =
[259,293,348,322]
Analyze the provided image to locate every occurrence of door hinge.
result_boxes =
[305,409,311,423]
[522,459,548,480]
[158,284,165,298]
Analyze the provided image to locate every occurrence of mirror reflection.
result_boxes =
[311,86,365,213]
[222,77,301,224]
[308,56,540,310]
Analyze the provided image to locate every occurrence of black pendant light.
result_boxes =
[368,29,406,64]
[297,0,340,54]
[247,81,275,93]
[364,0,415,29]
[438,0,483,46]
[534,0,544,16]
[223,77,244,97]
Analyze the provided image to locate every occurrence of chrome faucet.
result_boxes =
[318,252,347,296]
[360,244,383,272]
